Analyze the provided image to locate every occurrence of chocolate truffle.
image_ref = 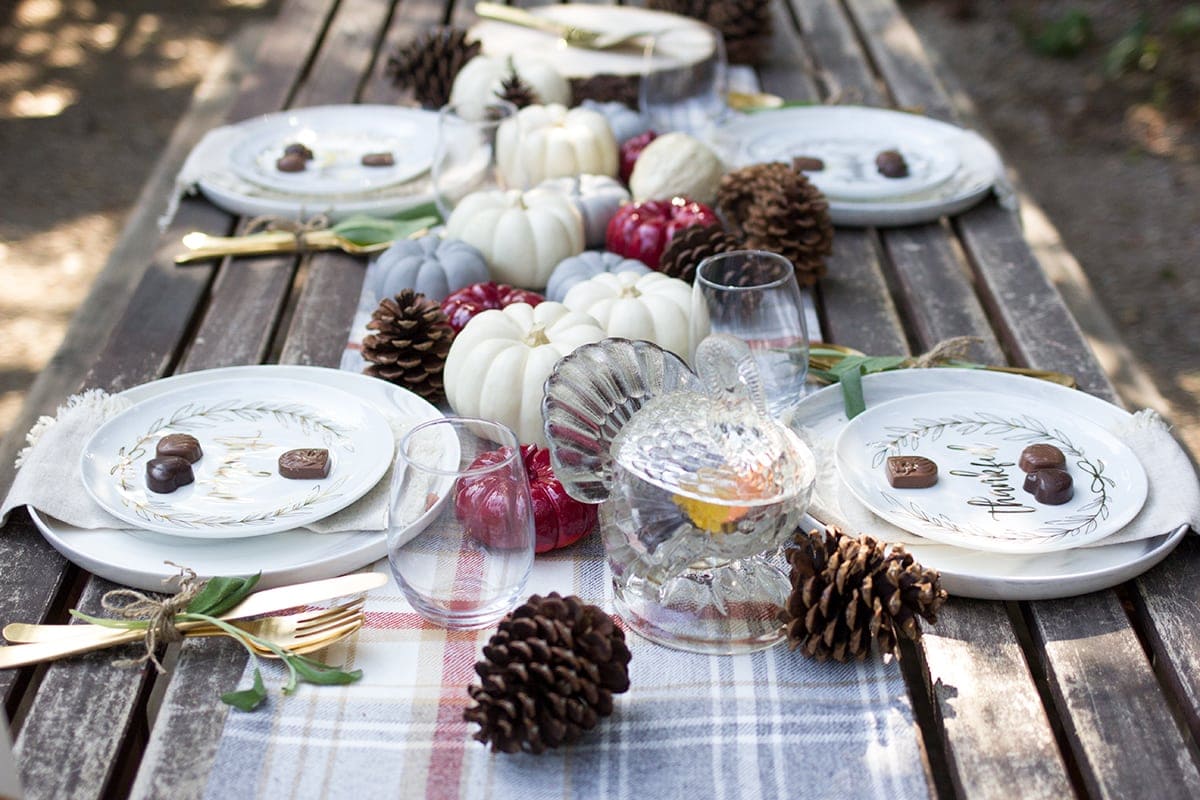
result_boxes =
[279,448,331,479]
[793,156,825,172]
[1030,468,1073,505]
[283,142,314,160]
[886,455,938,489]
[1019,443,1065,473]
[276,153,307,172]
[146,456,194,494]
[156,433,202,464]
[875,149,909,178]
[361,151,395,167]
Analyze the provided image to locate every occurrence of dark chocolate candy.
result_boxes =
[793,156,825,172]
[875,149,909,178]
[146,456,194,494]
[284,142,314,160]
[1019,443,1065,473]
[276,153,307,172]
[886,455,938,488]
[156,433,202,463]
[361,151,395,167]
[1031,468,1073,505]
[279,448,330,479]
[1023,470,1039,495]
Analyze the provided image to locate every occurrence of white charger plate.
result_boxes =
[228,106,434,196]
[713,106,1004,227]
[835,390,1149,553]
[36,366,444,591]
[81,378,394,538]
[795,369,1186,599]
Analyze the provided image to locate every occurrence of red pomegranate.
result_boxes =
[605,197,719,270]
[440,282,544,333]
[619,130,658,184]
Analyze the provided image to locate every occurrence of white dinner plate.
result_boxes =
[835,391,1149,553]
[37,366,445,591]
[712,106,1005,227]
[228,106,435,196]
[81,378,395,538]
[795,369,1186,599]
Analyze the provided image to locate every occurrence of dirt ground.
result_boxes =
[0,0,1197,458]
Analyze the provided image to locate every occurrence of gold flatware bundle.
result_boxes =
[176,230,395,264]
[474,2,656,50]
[0,571,385,669]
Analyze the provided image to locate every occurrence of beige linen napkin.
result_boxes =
[809,409,1200,548]
[0,389,403,533]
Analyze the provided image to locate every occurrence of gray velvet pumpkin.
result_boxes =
[544,250,650,303]
[536,174,631,249]
[373,235,490,301]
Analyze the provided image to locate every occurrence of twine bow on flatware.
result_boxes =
[98,565,206,672]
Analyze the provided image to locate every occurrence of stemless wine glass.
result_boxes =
[639,23,729,137]
[387,417,535,629]
[689,250,810,423]
[431,99,518,220]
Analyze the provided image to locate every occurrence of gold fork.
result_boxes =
[475,3,655,50]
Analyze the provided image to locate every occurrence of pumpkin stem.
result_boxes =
[620,285,641,299]
[524,323,551,347]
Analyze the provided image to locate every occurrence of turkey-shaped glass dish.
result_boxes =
[543,335,816,654]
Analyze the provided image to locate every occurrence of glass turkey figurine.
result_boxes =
[542,335,816,654]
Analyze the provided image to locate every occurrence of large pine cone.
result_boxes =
[384,27,480,109]
[716,162,834,287]
[362,289,455,401]
[646,0,772,65]
[783,526,947,662]
[658,222,739,283]
[464,593,633,754]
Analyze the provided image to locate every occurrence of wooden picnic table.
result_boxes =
[2,0,1199,797]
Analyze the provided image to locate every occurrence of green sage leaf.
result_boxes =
[222,668,267,712]
[288,654,364,686]
[67,610,147,630]
[841,364,866,419]
[187,573,261,617]
[332,215,438,247]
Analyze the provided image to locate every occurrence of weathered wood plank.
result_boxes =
[278,252,370,368]
[790,0,884,106]
[290,0,396,110]
[360,0,448,106]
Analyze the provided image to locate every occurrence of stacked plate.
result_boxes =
[795,369,1186,600]
[194,105,440,221]
[32,366,447,591]
[712,106,1008,227]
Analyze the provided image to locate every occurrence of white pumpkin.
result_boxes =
[562,271,692,358]
[444,302,607,446]
[580,100,650,144]
[496,104,619,188]
[544,250,649,303]
[443,188,584,290]
[449,54,570,118]
[529,174,630,248]
[629,132,725,205]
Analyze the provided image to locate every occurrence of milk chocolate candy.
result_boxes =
[875,149,909,178]
[156,433,202,463]
[1019,443,1065,473]
[361,151,394,167]
[276,153,307,172]
[793,156,825,172]
[146,456,194,494]
[1031,468,1073,505]
[1023,470,1039,495]
[279,448,330,479]
[886,456,938,488]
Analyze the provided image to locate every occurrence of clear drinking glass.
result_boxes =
[638,24,729,136]
[431,99,518,220]
[388,417,535,629]
[689,250,810,423]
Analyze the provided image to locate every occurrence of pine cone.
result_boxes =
[646,0,772,65]
[570,74,640,109]
[384,27,480,109]
[783,526,947,662]
[362,290,455,401]
[717,162,834,286]
[659,222,738,283]
[464,593,633,754]
[496,67,539,109]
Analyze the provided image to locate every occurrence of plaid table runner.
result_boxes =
[201,532,929,799]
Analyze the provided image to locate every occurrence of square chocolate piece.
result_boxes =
[278,448,330,479]
[886,456,938,489]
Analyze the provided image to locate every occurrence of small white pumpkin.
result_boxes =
[562,271,692,358]
[444,302,607,446]
[629,132,725,205]
[496,104,619,188]
[530,174,630,248]
[449,54,570,118]
[580,100,650,144]
[443,188,584,290]
[372,235,489,302]
[544,251,649,303]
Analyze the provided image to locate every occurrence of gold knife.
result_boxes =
[0,572,386,667]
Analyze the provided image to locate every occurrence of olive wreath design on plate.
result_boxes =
[109,400,352,528]
[867,412,1115,543]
